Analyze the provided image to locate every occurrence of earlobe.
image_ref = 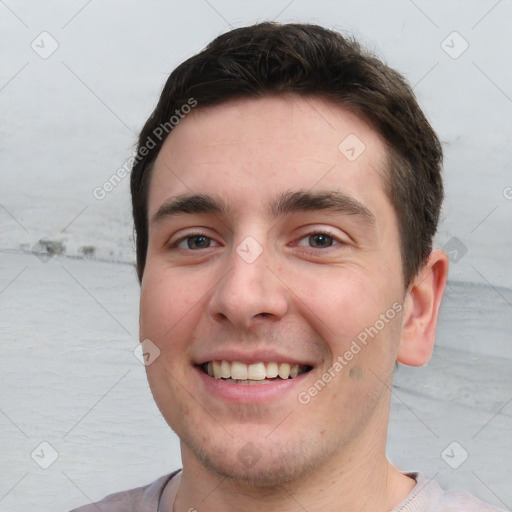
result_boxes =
[397,249,449,367]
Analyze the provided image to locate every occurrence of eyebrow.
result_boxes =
[151,190,375,226]
[270,190,375,225]
[151,194,226,224]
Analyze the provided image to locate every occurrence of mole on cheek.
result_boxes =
[349,366,363,379]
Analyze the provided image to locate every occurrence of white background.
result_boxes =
[1,1,511,511]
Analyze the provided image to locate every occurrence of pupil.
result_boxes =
[310,233,332,248]
[189,236,209,249]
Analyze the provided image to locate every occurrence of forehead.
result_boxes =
[148,94,390,219]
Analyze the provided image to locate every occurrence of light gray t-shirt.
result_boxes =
[69,471,506,511]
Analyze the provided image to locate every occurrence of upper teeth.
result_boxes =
[206,361,306,380]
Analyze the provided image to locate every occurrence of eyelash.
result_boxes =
[170,231,218,250]
[170,230,343,251]
[293,230,342,249]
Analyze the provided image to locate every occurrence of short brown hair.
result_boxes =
[130,22,443,285]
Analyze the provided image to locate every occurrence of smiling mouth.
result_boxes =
[200,360,313,384]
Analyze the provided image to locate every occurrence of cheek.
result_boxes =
[295,269,382,339]
[139,268,213,389]
[294,268,402,368]
[140,269,204,415]
[139,267,205,340]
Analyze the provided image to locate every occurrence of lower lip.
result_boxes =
[195,366,312,404]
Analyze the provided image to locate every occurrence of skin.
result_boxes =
[139,94,449,512]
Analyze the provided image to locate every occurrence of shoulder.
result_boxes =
[395,473,507,512]
[68,471,179,512]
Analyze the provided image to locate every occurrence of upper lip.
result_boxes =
[194,349,316,367]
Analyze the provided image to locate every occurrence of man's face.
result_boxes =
[140,95,407,485]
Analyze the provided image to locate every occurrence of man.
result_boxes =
[72,22,505,512]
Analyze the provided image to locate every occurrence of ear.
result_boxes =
[397,249,449,366]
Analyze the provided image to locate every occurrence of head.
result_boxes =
[131,22,443,286]
[132,23,448,487]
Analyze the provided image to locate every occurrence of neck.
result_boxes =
[163,428,415,512]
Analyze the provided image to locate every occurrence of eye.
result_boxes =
[172,233,220,250]
[295,231,341,249]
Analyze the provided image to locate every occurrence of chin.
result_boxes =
[181,428,329,488]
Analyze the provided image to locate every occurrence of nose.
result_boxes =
[207,239,289,329]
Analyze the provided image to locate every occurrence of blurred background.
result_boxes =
[0,1,511,510]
